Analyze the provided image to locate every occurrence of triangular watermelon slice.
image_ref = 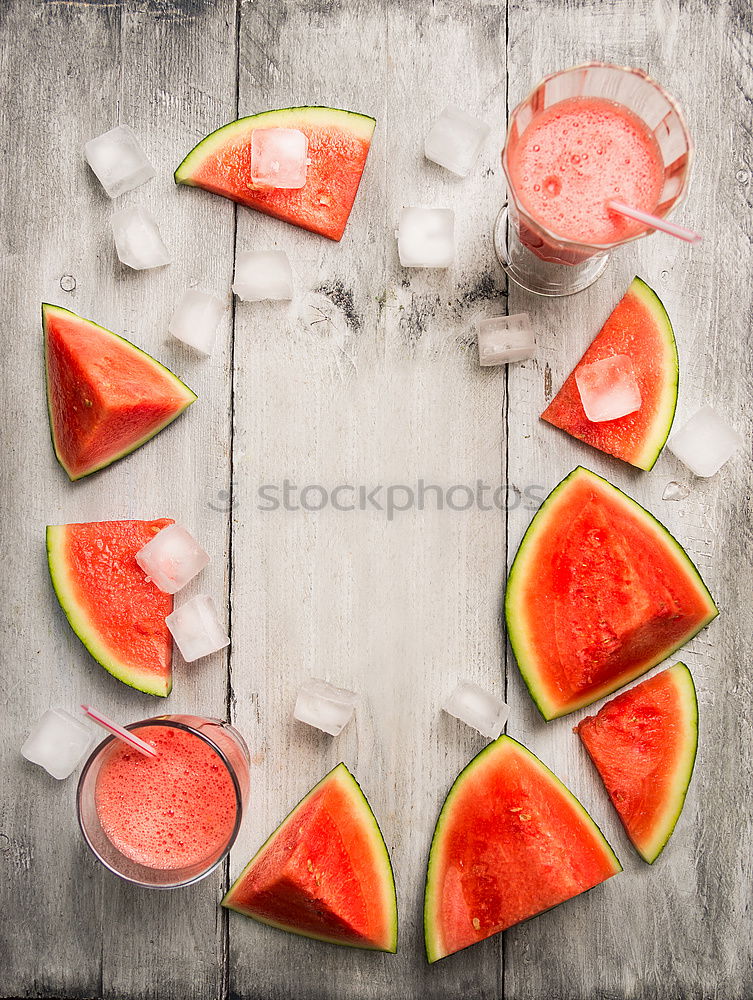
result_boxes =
[424,735,621,962]
[47,519,174,697]
[505,467,717,720]
[174,107,376,241]
[43,303,196,481]
[576,662,698,863]
[222,763,397,952]
[541,277,678,470]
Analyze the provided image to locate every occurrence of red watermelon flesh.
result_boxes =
[541,277,678,471]
[576,662,698,863]
[44,304,196,481]
[222,764,397,952]
[424,736,621,962]
[174,107,376,241]
[505,468,717,720]
[46,519,174,697]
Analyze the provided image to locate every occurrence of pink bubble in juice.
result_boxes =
[507,96,664,248]
[77,715,249,887]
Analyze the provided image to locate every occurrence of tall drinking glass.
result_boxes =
[495,63,693,296]
[77,714,250,889]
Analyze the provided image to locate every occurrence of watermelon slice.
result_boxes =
[222,763,397,952]
[424,735,621,962]
[541,277,678,470]
[576,662,698,863]
[174,107,376,241]
[43,303,196,481]
[47,519,174,697]
[505,467,717,720]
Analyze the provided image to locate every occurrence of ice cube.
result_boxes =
[84,124,156,198]
[293,678,358,737]
[169,289,226,356]
[166,594,230,662]
[250,128,309,189]
[233,250,294,301]
[424,107,491,177]
[442,681,509,739]
[22,708,94,780]
[477,313,535,365]
[575,354,642,422]
[663,481,691,501]
[397,207,455,268]
[668,405,744,477]
[135,523,210,594]
[111,206,171,270]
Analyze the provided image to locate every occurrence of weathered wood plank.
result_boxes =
[3,1,752,997]
[0,1,236,997]
[504,2,753,998]
[227,2,507,997]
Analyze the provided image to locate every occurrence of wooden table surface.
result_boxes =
[2,1,751,998]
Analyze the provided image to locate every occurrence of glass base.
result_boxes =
[493,207,609,297]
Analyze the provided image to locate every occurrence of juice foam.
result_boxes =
[508,96,664,245]
[94,724,238,871]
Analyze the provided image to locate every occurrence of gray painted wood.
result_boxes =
[1,1,751,998]
[228,2,507,998]
[504,3,753,999]
[0,1,237,997]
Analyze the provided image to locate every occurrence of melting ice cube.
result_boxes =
[575,354,641,422]
[442,681,508,739]
[250,128,308,189]
[668,405,743,477]
[111,206,171,270]
[424,107,490,177]
[663,481,691,501]
[233,250,294,301]
[166,594,230,662]
[22,708,94,779]
[84,124,156,198]
[477,313,535,365]
[169,289,226,356]
[397,207,455,268]
[135,523,209,594]
[293,678,358,737]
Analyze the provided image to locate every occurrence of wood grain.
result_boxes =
[228,2,508,998]
[1,0,751,998]
[0,1,237,997]
[504,3,753,999]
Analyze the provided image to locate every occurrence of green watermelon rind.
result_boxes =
[626,277,679,471]
[580,662,699,865]
[174,106,376,185]
[639,662,698,863]
[424,735,621,964]
[46,524,172,698]
[43,303,197,481]
[505,467,718,721]
[222,763,398,953]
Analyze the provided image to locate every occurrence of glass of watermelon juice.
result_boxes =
[495,63,692,296]
[77,715,250,888]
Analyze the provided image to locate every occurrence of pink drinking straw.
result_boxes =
[607,200,702,244]
[81,705,158,759]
